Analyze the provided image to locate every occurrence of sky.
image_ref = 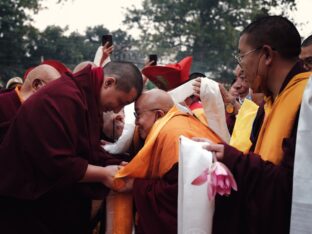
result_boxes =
[32,0,312,38]
[32,0,143,37]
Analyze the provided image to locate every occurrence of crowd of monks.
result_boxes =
[0,15,312,234]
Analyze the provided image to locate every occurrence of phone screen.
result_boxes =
[102,35,113,47]
[149,54,158,66]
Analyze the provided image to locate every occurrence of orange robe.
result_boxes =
[115,106,220,233]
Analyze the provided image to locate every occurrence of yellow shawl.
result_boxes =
[230,99,259,153]
[255,72,311,164]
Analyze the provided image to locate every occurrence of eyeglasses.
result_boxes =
[234,47,262,64]
[133,108,160,119]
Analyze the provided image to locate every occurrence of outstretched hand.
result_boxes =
[99,42,114,67]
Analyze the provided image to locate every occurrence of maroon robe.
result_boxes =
[134,164,178,234]
[0,66,120,234]
[212,63,304,234]
[0,88,21,143]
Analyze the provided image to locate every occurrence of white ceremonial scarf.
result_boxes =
[290,75,312,233]
[178,136,214,234]
[169,78,230,143]
[200,78,230,143]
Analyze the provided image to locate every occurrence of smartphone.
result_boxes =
[148,54,158,66]
[102,35,113,47]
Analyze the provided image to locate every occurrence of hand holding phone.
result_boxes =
[102,35,113,48]
[148,54,158,66]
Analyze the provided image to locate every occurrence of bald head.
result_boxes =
[73,61,96,73]
[20,64,61,100]
[136,89,174,112]
[135,89,174,139]
[25,64,60,84]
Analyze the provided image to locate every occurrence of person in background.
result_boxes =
[300,34,312,71]
[221,65,249,133]
[0,64,61,143]
[5,77,23,90]
[101,109,125,144]
[231,65,252,103]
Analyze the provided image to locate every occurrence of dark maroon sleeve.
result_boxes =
[226,113,236,134]
[133,164,178,234]
[213,139,295,234]
[0,90,21,143]
[96,147,124,166]
[0,89,89,200]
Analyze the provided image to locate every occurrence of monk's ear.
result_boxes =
[103,77,116,88]
[155,109,165,119]
[32,79,45,91]
[262,45,274,66]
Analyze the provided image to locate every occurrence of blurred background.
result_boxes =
[0,0,311,87]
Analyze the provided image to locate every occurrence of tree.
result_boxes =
[30,25,138,71]
[0,0,66,83]
[84,26,141,66]
[124,0,296,82]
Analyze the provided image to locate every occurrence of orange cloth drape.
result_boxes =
[116,105,220,179]
[105,191,133,234]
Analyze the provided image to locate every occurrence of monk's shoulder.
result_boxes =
[160,114,192,136]
[0,91,20,123]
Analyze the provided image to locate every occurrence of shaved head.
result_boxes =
[136,89,174,112]
[135,89,174,139]
[25,64,60,84]
[73,61,96,73]
[20,64,61,100]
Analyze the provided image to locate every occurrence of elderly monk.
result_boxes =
[0,61,143,234]
[116,89,221,234]
[0,64,61,143]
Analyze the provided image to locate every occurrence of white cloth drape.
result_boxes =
[290,75,312,233]
[168,78,230,143]
[178,136,214,234]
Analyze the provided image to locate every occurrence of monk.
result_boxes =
[300,34,312,71]
[0,64,61,143]
[0,61,143,234]
[101,109,125,143]
[200,16,312,234]
[116,89,221,234]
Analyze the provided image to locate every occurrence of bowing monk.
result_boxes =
[0,61,143,234]
[116,89,221,234]
[0,64,61,143]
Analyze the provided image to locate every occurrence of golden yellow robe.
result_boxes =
[231,72,311,164]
